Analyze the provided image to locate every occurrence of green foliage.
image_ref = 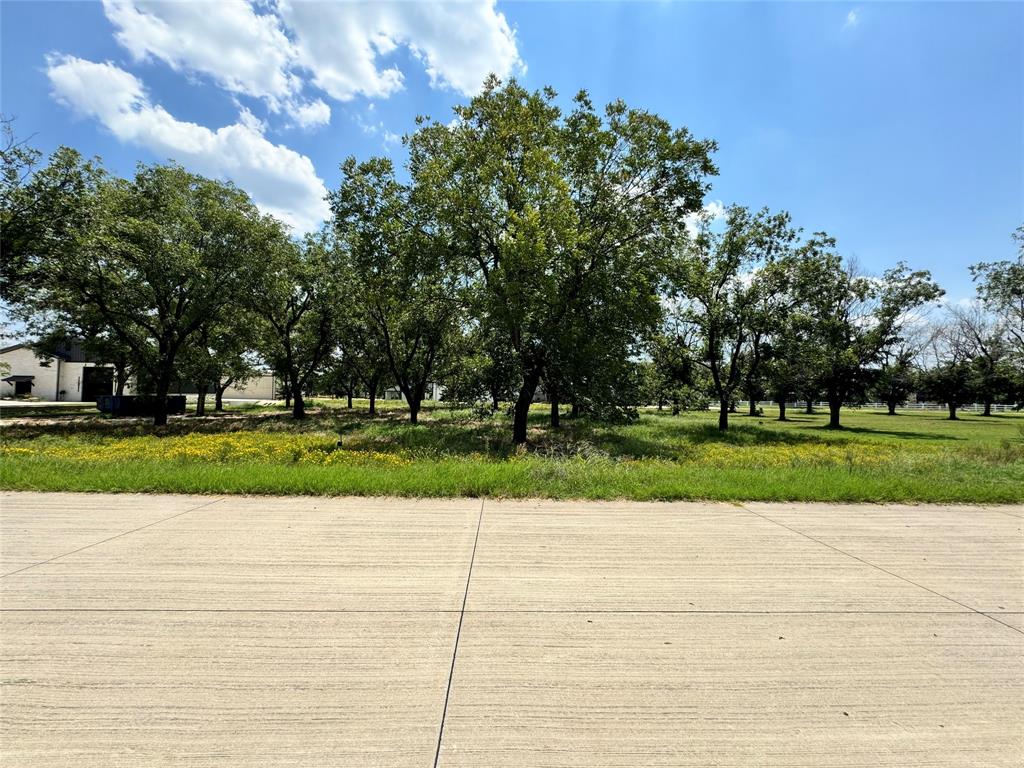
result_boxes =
[971,225,1024,359]
[9,157,275,424]
[668,205,799,429]
[331,156,462,423]
[250,230,344,419]
[799,244,943,427]
[409,77,717,442]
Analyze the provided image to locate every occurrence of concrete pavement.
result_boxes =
[1,492,1021,766]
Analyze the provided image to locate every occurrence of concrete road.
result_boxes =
[1,493,1021,767]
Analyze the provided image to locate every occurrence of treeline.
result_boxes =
[2,79,1022,439]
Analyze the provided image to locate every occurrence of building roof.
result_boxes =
[2,374,35,382]
[0,341,101,363]
[51,341,95,363]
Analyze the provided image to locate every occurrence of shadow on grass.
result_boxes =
[822,425,961,441]
[4,400,1004,461]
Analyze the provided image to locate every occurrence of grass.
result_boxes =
[1,399,1022,502]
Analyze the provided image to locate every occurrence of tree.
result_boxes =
[872,344,921,416]
[437,320,518,412]
[763,314,819,422]
[669,206,797,430]
[177,311,259,415]
[11,161,272,426]
[336,320,391,416]
[646,326,695,414]
[251,230,343,420]
[950,304,1013,416]
[970,226,1024,408]
[971,225,1024,361]
[332,156,462,425]
[921,319,975,420]
[410,78,717,443]
[802,247,942,429]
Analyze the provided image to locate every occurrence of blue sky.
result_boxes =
[2,1,1021,302]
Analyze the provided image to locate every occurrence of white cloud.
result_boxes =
[46,54,330,233]
[683,199,727,235]
[103,0,523,111]
[280,0,524,100]
[355,112,402,150]
[844,9,860,29]
[291,98,331,130]
[103,0,330,127]
[103,0,297,106]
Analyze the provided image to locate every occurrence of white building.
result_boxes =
[219,373,277,400]
[0,343,116,402]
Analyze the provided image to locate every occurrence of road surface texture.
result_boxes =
[1,492,1021,767]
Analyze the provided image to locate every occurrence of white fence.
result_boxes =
[737,400,1020,414]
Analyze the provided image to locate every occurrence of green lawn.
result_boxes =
[1,400,1022,502]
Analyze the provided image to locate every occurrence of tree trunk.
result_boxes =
[887,399,897,415]
[805,400,814,415]
[948,401,959,420]
[718,399,729,431]
[409,397,420,424]
[570,401,580,419]
[827,396,842,429]
[491,392,500,412]
[114,364,127,397]
[778,399,787,421]
[550,397,560,428]
[512,369,541,445]
[292,385,305,419]
[748,398,758,416]
[983,400,992,417]
[152,373,171,427]
[347,388,353,409]
[368,389,377,416]
[195,385,207,417]
[214,378,233,412]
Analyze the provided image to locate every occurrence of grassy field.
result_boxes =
[1,399,1022,502]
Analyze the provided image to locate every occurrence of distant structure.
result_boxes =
[0,342,116,401]
[0,342,277,403]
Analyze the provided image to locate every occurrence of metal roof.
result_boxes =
[0,341,100,363]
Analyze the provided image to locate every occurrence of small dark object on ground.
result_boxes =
[97,395,187,418]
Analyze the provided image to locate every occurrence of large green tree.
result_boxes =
[11,161,272,425]
[802,248,943,429]
[970,225,1024,406]
[409,77,717,443]
[251,230,343,420]
[669,206,797,430]
[331,156,462,424]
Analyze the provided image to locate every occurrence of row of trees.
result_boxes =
[3,79,1022,439]
[642,220,1024,426]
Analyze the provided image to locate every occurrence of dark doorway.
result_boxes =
[14,379,31,396]
[82,367,114,402]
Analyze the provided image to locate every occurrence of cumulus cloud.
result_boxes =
[291,98,332,130]
[103,0,331,127]
[46,54,330,233]
[103,0,294,105]
[279,0,524,100]
[103,0,523,111]
[844,9,859,29]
